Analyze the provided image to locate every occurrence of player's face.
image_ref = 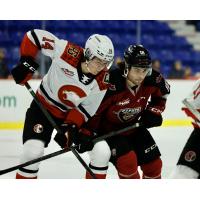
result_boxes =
[87,57,109,75]
[127,67,150,86]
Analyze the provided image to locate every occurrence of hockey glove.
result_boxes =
[140,109,163,128]
[54,123,78,149]
[11,56,39,85]
[73,128,95,153]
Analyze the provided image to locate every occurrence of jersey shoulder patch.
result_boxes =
[95,70,110,91]
[60,41,84,68]
[109,68,126,92]
[103,68,126,98]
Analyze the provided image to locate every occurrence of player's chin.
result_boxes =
[134,80,142,85]
[91,71,100,76]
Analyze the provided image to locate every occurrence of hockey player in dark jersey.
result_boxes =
[75,45,170,179]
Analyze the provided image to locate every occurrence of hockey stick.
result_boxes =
[0,147,72,176]
[92,122,141,143]
[182,98,200,121]
[24,82,96,178]
[0,122,141,176]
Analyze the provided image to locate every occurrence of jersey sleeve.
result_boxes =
[83,92,115,133]
[147,75,170,115]
[185,79,200,109]
[182,79,200,127]
[20,29,59,59]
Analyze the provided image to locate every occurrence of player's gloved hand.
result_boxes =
[140,109,163,128]
[54,123,78,149]
[73,128,95,153]
[11,56,39,85]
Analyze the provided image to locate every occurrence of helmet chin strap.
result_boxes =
[123,63,129,77]
[85,61,92,73]
[126,77,137,88]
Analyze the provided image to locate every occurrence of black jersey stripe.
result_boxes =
[40,83,68,111]
[78,104,91,119]
[31,30,41,50]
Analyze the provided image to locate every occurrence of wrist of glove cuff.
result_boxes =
[54,123,78,149]
[11,56,39,84]
[140,110,163,128]
[74,128,95,153]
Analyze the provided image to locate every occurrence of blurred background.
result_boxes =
[0,20,200,79]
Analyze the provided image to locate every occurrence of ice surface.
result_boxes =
[0,126,192,179]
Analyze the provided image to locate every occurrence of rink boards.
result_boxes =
[0,79,196,129]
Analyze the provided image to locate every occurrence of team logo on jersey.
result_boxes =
[184,151,196,162]
[115,107,142,122]
[33,124,44,134]
[81,74,91,84]
[103,72,110,84]
[61,68,74,76]
[58,85,87,107]
[117,98,130,106]
[109,84,116,91]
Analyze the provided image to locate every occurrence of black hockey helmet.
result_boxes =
[124,45,152,68]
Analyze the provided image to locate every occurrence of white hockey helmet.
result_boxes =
[84,34,114,67]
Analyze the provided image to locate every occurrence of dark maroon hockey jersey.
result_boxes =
[86,68,170,135]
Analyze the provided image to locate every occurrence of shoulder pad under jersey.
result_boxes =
[144,69,170,95]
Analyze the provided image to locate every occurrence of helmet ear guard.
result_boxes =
[123,67,129,77]
[84,48,93,61]
[146,67,152,76]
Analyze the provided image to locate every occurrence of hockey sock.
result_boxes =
[16,140,44,179]
[141,158,162,179]
[116,151,140,179]
[85,163,108,179]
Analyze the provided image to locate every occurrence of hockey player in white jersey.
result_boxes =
[171,79,200,178]
[11,29,114,179]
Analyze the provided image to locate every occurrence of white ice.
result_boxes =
[0,126,192,179]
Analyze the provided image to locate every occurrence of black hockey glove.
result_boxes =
[54,123,78,149]
[140,110,163,128]
[73,128,95,153]
[11,56,39,85]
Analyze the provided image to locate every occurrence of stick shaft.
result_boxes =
[0,122,140,176]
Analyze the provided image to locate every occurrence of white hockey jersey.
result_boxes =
[20,29,110,127]
[183,79,200,128]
